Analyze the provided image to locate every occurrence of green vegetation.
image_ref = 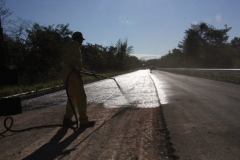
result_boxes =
[158,68,240,85]
[0,2,145,97]
[143,22,240,85]
[0,69,137,97]
[4,22,143,85]
[147,22,240,69]
[0,79,63,97]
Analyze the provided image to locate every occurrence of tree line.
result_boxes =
[3,22,143,85]
[148,22,240,69]
[0,1,145,85]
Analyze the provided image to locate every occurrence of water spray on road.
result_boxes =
[81,71,125,95]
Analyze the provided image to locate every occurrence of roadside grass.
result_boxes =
[0,70,136,98]
[158,68,240,85]
[0,79,64,98]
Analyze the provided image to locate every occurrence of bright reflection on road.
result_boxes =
[85,70,168,108]
[20,70,169,111]
[150,74,169,105]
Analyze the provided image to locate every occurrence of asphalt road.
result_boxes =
[21,70,160,111]
[2,70,170,159]
[154,71,240,160]
[20,70,240,159]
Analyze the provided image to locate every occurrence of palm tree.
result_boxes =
[115,38,134,69]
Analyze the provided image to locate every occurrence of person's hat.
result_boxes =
[72,31,85,40]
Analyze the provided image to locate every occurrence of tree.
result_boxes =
[205,28,231,46]
[115,38,134,70]
[82,43,107,71]
[0,0,12,25]
[124,55,141,70]
[13,23,73,84]
[5,17,32,42]
[105,46,117,70]
[3,16,138,84]
[231,37,240,48]
[179,23,209,58]
[178,22,232,67]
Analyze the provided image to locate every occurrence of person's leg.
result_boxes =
[75,78,88,122]
[63,75,78,125]
[64,97,76,119]
[75,78,95,127]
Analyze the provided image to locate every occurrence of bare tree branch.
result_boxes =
[0,0,13,23]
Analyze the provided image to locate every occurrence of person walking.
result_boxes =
[61,31,95,127]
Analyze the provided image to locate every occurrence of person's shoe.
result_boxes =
[63,118,77,126]
[80,121,95,128]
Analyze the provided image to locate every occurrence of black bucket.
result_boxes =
[0,97,22,116]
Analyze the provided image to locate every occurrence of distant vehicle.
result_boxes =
[142,64,146,70]
[150,65,156,73]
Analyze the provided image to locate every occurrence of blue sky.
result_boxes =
[4,0,240,60]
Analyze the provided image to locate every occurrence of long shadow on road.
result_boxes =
[22,105,136,160]
[22,127,87,160]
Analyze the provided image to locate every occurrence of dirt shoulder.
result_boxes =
[0,103,175,160]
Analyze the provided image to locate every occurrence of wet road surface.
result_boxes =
[19,70,240,159]
[21,70,160,110]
